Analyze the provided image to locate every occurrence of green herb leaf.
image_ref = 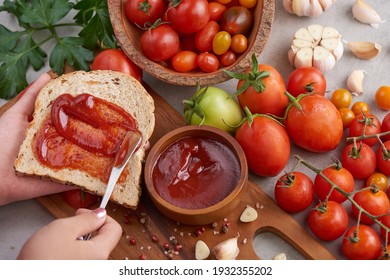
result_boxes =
[0,25,24,50]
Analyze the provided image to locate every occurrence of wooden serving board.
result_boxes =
[1,83,335,260]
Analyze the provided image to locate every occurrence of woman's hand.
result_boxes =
[0,73,74,206]
[17,208,122,260]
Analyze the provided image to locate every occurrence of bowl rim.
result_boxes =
[144,125,248,217]
[108,0,275,86]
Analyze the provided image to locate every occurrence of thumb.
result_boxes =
[69,208,107,238]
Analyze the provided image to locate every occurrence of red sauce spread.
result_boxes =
[34,93,138,183]
[152,136,240,209]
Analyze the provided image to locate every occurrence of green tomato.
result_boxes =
[183,86,243,133]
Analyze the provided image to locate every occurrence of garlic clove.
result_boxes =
[313,46,336,73]
[320,38,344,60]
[240,206,258,223]
[292,0,311,17]
[293,38,314,49]
[288,46,299,65]
[294,47,313,68]
[347,70,366,96]
[283,0,294,14]
[273,252,287,260]
[346,41,381,60]
[211,234,240,260]
[307,24,324,42]
[352,0,384,28]
[307,0,324,17]
[195,240,210,260]
[294,27,315,42]
[318,0,336,11]
[321,26,340,39]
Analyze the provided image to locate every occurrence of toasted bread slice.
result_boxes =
[14,70,155,209]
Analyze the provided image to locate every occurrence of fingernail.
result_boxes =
[93,208,106,219]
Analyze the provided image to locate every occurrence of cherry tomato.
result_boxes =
[365,172,388,192]
[220,6,253,35]
[140,24,179,62]
[274,172,314,213]
[166,0,210,34]
[375,85,390,110]
[342,225,382,260]
[308,201,348,241]
[380,214,390,241]
[213,31,231,55]
[171,51,197,73]
[376,140,390,176]
[351,101,370,116]
[219,50,237,67]
[341,142,376,180]
[196,52,219,73]
[351,187,390,225]
[124,0,166,27]
[180,34,196,51]
[63,189,98,210]
[380,112,390,142]
[285,94,343,152]
[208,1,227,22]
[232,55,288,117]
[348,113,381,147]
[91,49,143,82]
[239,0,257,8]
[230,34,248,54]
[217,0,232,4]
[236,111,290,177]
[338,108,355,129]
[286,67,327,97]
[314,165,354,203]
[331,88,352,109]
[195,21,220,53]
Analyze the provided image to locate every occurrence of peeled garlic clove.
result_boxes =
[195,240,210,260]
[313,46,336,73]
[321,26,340,39]
[211,234,240,260]
[352,0,384,28]
[240,206,258,223]
[294,47,313,68]
[347,70,366,96]
[294,27,315,42]
[346,41,381,60]
[273,252,287,260]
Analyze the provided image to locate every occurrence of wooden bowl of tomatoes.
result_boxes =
[108,0,275,86]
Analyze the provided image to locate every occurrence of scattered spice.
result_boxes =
[129,238,136,245]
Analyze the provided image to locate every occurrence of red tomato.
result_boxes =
[285,94,343,153]
[63,189,98,210]
[124,0,166,27]
[377,140,390,176]
[348,113,381,147]
[235,112,290,177]
[220,6,253,35]
[232,57,288,117]
[342,225,382,260]
[171,50,197,72]
[380,112,390,142]
[308,201,348,241]
[274,171,314,213]
[208,1,227,22]
[351,188,390,225]
[380,214,390,241]
[219,50,237,67]
[341,142,376,180]
[286,66,327,97]
[140,24,179,62]
[314,165,354,203]
[196,52,219,73]
[195,21,220,53]
[91,49,143,82]
[166,0,210,34]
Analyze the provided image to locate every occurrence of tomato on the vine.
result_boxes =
[220,6,253,35]
[348,113,381,147]
[380,112,390,142]
[341,142,376,180]
[351,187,390,225]
[379,214,390,241]
[274,171,314,213]
[351,101,370,116]
[308,201,348,241]
[124,0,166,27]
[365,172,389,192]
[314,164,354,203]
[63,189,98,210]
[286,67,327,97]
[166,0,210,34]
[342,225,382,260]
[91,49,143,82]
[236,109,290,177]
[375,85,390,110]
[376,140,390,176]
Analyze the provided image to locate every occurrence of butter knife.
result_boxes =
[81,130,142,240]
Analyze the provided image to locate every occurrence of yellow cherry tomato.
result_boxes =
[213,31,231,55]
[351,101,370,116]
[375,86,390,110]
[331,88,352,109]
[231,34,248,54]
[338,108,355,129]
[217,0,232,4]
[366,172,389,192]
[239,0,257,8]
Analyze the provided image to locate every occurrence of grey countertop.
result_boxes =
[1,0,390,260]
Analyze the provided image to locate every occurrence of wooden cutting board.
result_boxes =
[0,82,335,260]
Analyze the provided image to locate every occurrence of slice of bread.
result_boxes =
[14,70,155,209]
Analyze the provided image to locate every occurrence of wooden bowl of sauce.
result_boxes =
[144,125,248,225]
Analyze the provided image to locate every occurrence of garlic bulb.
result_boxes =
[288,24,343,73]
[345,41,381,60]
[352,0,384,28]
[283,0,336,17]
[347,70,366,96]
[211,234,240,260]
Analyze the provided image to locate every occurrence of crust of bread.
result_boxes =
[14,70,155,209]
